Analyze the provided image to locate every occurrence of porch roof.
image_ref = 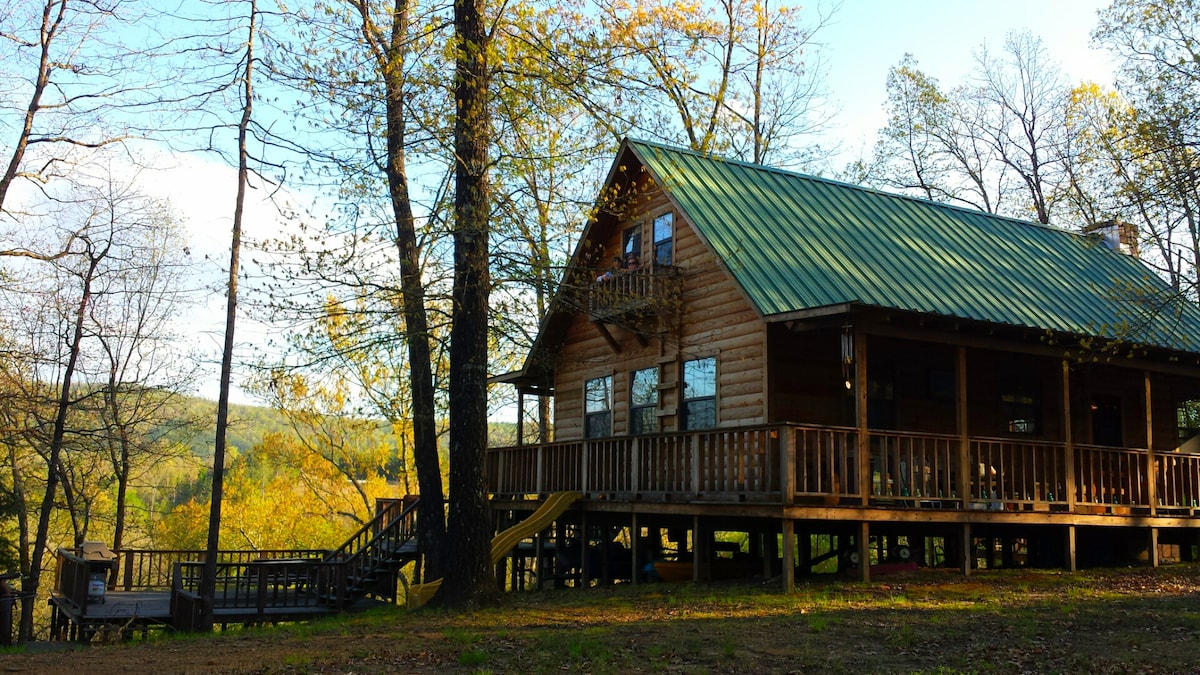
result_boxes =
[629,139,1200,355]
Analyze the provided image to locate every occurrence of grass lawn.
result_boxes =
[5,564,1200,673]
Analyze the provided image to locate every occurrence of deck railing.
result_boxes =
[489,426,781,501]
[487,422,1200,517]
[585,267,681,321]
[109,549,327,591]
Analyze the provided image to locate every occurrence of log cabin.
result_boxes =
[490,138,1200,589]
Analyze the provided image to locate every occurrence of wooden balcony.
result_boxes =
[586,266,681,323]
[486,423,1200,518]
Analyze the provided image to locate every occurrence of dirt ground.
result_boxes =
[4,565,1200,674]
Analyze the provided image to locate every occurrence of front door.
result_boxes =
[1091,394,1123,447]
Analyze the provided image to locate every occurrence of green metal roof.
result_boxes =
[628,139,1200,354]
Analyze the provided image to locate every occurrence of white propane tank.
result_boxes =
[88,570,106,603]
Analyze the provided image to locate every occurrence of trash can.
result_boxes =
[79,541,117,605]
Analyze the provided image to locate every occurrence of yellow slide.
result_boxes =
[407,491,583,607]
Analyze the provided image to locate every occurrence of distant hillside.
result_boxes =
[163,395,522,459]
[159,396,296,459]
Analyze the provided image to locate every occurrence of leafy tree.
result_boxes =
[1093,0,1200,302]
[863,32,1072,224]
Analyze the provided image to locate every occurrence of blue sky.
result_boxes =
[818,0,1115,162]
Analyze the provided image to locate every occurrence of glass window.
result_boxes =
[630,367,659,435]
[653,212,673,266]
[682,357,716,430]
[999,379,1039,435]
[585,375,612,438]
[623,226,642,263]
[1179,399,1200,445]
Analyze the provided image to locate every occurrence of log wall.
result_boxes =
[553,179,767,441]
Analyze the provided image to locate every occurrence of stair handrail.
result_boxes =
[324,497,419,562]
[318,496,421,609]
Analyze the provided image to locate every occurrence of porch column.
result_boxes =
[554,518,567,588]
[1145,372,1157,516]
[535,528,547,591]
[956,347,970,506]
[630,513,639,586]
[960,523,972,577]
[1062,361,1076,512]
[580,512,590,587]
[781,425,796,504]
[517,389,525,446]
[1064,525,1077,572]
[781,519,796,593]
[693,516,711,582]
[1149,527,1160,567]
[856,328,870,506]
[857,521,870,583]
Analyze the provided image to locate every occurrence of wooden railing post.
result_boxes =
[780,425,796,504]
[691,434,701,497]
[630,436,640,495]
[581,440,591,495]
[856,330,870,506]
[1063,360,1076,512]
[957,347,970,507]
[1145,371,1157,516]
[536,444,545,495]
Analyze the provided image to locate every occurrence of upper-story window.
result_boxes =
[653,212,674,266]
[623,226,642,267]
[682,357,716,430]
[585,375,612,438]
[630,367,659,435]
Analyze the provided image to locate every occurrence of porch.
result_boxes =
[487,423,1200,517]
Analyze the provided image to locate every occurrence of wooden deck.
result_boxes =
[486,422,1200,519]
[48,499,421,641]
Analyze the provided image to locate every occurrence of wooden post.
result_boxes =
[693,516,710,582]
[1063,360,1076,512]
[581,440,591,496]
[781,425,796,504]
[781,519,795,593]
[535,528,546,591]
[856,521,870,582]
[1145,372,1157,516]
[579,512,590,587]
[1149,527,1160,567]
[856,329,871,506]
[631,436,640,496]
[536,444,545,496]
[630,513,639,586]
[961,523,972,577]
[957,347,970,507]
[1065,525,1077,572]
[516,389,525,447]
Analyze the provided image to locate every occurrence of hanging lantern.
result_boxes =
[841,324,854,390]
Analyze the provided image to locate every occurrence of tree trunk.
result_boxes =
[20,243,104,643]
[439,0,496,607]
[202,0,255,632]
[378,0,445,580]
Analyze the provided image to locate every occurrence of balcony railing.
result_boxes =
[585,266,681,322]
[486,423,1200,516]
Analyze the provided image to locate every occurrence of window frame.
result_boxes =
[630,367,659,435]
[622,225,642,262]
[584,375,613,439]
[681,356,717,431]
[652,211,674,267]
[999,377,1040,435]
